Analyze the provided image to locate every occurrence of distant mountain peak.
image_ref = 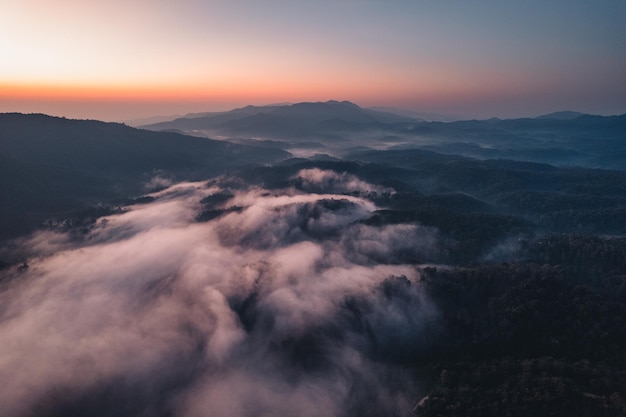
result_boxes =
[326,99,359,106]
[535,111,587,120]
[289,100,360,109]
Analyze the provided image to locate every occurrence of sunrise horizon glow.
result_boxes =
[2,0,625,122]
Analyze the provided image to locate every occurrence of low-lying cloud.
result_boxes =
[0,171,440,417]
[293,168,394,195]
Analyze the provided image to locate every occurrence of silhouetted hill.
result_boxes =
[143,100,417,139]
[535,110,588,120]
[367,106,454,121]
[414,114,626,170]
[123,114,184,127]
[139,105,287,131]
[268,100,413,124]
[0,113,289,239]
[142,102,626,170]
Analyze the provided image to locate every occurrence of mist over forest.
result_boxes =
[1,103,625,417]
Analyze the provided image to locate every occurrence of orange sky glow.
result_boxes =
[2,1,625,121]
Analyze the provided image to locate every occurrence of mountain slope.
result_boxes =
[535,110,588,120]
[142,102,626,170]
[142,100,417,138]
[0,113,289,239]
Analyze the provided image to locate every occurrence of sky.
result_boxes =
[1,0,625,121]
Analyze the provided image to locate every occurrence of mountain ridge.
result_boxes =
[535,110,589,120]
[0,112,289,238]
[140,103,626,170]
[142,100,417,133]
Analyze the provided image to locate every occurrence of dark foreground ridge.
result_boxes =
[0,113,289,239]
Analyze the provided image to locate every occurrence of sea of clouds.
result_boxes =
[0,169,441,417]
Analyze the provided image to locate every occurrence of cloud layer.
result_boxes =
[0,170,439,417]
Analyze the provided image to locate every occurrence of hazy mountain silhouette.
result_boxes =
[535,110,588,120]
[415,114,626,169]
[143,100,417,138]
[144,105,287,132]
[367,106,456,121]
[142,101,626,170]
[123,114,184,127]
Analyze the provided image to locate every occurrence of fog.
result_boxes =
[0,170,440,417]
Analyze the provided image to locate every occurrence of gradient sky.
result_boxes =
[1,0,625,121]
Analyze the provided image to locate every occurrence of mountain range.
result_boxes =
[142,100,626,170]
[2,105,625,241]
[1,104,626,417]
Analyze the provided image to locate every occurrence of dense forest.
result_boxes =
[213,158,626,416]
[1,113,625,417]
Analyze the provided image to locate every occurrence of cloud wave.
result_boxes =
[0,172,439,417]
